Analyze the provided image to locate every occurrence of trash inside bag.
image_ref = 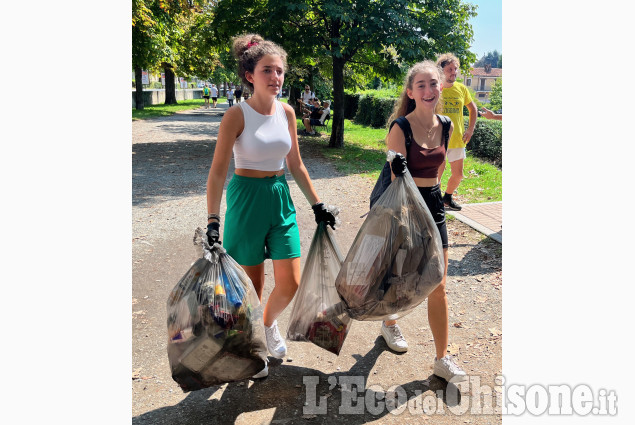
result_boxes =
[335,150,445,321]
[287,218,352,355]
[166,228,267,392]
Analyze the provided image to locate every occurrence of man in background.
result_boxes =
[437,53,477,211]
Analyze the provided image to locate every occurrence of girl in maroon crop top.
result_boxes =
[379,60,467,383]
[407,116,447,179]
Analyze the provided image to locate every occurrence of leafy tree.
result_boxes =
[488,77,502,111]
[212,0,477,148]
[474,50,501,69]
[132,0,215,107]
[132,0,163,109]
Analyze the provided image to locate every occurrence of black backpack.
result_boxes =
[369,114,451,209]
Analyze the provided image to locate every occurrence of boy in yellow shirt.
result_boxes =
[437,53,477,211]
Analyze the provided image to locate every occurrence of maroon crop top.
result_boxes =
[407,133,446,179]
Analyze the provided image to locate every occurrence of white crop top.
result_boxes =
[233,101,292,171]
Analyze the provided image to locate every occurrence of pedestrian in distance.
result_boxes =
[436,53,478,211]
[380,60,467,383]
[206,33,337,379]
[235,85,242,103]
[227,86,234,107]
[211,84,219,108]
[203,84,211,109]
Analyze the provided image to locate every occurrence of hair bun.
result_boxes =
[232,34,264,58]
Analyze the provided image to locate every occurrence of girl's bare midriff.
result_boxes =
[413,176,439,188]
[235,168,285,178]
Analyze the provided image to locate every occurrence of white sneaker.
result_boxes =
[381,322,408,352]
[252,361,268,379]
[264,320,287,358]
[433,355,467,382]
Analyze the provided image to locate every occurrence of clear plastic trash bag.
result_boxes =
[287,216,352,355]
[335,150,445,321]
[166,228,267,392]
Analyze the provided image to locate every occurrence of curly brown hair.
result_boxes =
[232,34,288,91]
[436,52,460,70]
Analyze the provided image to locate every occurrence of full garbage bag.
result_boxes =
[335,150,445,321]
[166,228,267,392]
[287,219,352,355]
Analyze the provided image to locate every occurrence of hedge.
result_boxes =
[466,117,502,165]
[343,93,361,120]
[353,94,396,128]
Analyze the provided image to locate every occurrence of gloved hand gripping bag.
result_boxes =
[335,150,445,321]
[166,228,267,392]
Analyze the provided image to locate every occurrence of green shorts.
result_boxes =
[223,174,301,266]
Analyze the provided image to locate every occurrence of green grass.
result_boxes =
[298,118,502,204]
[132,98,227,120]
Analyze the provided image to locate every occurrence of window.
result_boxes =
[466,78,472,87]
[479,93,486,98]
[480,79,486,90]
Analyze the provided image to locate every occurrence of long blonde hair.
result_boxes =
[386,60,445,127]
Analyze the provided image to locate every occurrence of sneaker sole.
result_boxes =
[433,372,467,383]
[443,203,462,211]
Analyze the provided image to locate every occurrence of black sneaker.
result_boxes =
[443,194,462,211]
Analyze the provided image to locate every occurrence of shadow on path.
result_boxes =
[447,239,502,278]
[132,337,462,424]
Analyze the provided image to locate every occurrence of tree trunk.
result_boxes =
[134,66,144,110]
[329,55,346,148]
[163,63,177,105]
[289,86,298,107]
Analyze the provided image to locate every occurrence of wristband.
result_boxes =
[207,213,221,221]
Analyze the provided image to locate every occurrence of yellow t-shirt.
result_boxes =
[441,82,473,149]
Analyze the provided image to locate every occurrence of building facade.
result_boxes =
[460,64,502,104]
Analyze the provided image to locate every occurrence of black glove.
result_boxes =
[391,153,407,176]
[206,221,221,246]
[312,202,336,229]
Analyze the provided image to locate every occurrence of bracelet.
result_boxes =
[207,213,221,221]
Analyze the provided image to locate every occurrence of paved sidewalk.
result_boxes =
[447,201,502,243]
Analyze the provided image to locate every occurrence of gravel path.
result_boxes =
[132,105,502,424]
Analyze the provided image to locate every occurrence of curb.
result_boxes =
[446,201,502,244]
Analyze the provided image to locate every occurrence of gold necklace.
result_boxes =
[421,121,436,142]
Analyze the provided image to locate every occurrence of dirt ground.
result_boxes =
[132,106,502,424]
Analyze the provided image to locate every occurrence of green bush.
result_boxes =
[354,95,373,126]
[466,118,502,165]
[370,97,396,128]
[354,93,397,128]
[344,92,361,120]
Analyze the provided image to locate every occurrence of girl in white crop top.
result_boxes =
[205,34,337,378]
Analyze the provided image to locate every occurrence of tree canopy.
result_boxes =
[474,50,501,69]
[211,0,477,147]
[133,0,480,147]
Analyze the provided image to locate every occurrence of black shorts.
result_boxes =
[203,95,210,99]
[212,97,218,101]
[418,184,448,249]
[310,118,322,126]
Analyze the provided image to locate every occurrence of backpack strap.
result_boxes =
[436,114,451,151]
[389,116,413,157]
